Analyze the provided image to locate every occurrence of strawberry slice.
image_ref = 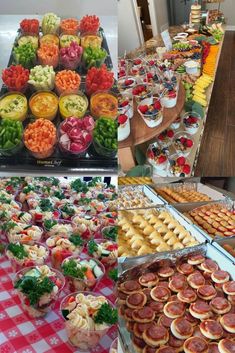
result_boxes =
[186,139,193,148]
[118,114,128,125]
[177,156,186,166]
[183,164,191,174]
[154,101,161,110]
[125,79,133,86]
[139,105,149,114]
[158,155,167,164]
[120,100,129,107]
[167,130,174,138]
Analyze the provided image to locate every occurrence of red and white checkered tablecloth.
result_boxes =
[0,254,117,353]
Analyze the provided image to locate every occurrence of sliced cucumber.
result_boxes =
[89,259,98,269]
[101,249,111,257]
[25,268,41,278]
[94,265,103,278]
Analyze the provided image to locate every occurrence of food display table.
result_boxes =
[0,256,117,353]
[118,25,225,176]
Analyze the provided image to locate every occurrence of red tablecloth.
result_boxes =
[0,255,117,353]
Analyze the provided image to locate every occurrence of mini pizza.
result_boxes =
[158,314,174,328]
[171,317,193,339]
[133,322,152,339]
[187,271,206,289]
[184,310,199,326]
[177,263,194,275]
[211,270,230,284]
[150,286,171,302]
[126,292,147,309]
[183,337,209,353]
[223,281,235,296]
[139,273,159,287]
[143,324,169,347]
[124,308,135,321]
[210,297,231,315]
[189,300,211,320]
[199,259,219,273]
[169,275,187,292]
[149,300,165,314]
[163,301,185,319]
[132,306,155,323]
[199,319,223,340]
[197,285,217,301]
[188,254,205,265]
[120,280,142,294]
[177,288,197,303]
[220,313,235,333]
[218,339,235,353]
[133,335,146,352]
[208,342,219,353]
[168,333,184,352]
[158,266,175,278]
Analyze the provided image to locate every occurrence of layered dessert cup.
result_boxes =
[147,143,169,172]
[169,156,191,177]
[132,84,153,105]
[118,76,136,93]
[137,98,163,128]
[160,74,179,108]
[183,111,201,135]
[118,114,130,141]
[173,132,194,157]
[157,129,175,148]
[118,92,133,119]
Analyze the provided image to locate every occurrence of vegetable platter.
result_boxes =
[0,176,118,353]
[0,14,117,173]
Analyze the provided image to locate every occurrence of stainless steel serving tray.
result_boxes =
[213,237,235,264]
[173,199,235,243]
[118,185,166,210]
[119,204,208,270]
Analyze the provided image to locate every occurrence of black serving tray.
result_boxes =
[0,27,117,174]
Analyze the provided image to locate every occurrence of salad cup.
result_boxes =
[61,255,105,292]
[101,226,117,242]
[87,238,118,268]
[71,214,101,240]
[6,241,49,272]
[60,291,116,351]
[13,265,65,318]
[43,219,75,239]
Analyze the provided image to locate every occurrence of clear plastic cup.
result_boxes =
[173,131,194,157]
[71,214,101,240]
[6,241,49,272]
[132,84,154,105]
[137,98,163,128]
[62,255,105,292]
[90,91,118,120]
[60,18,79,35]
[29,91,59,121]
[0,92,28,122]
[43,219,75,239]
[60,291,115,351]
[6,225,44,244]
[109,338,118,353]
[47,235,84,270]
[182,111,202,135]
[13,266,65,318]
[87,238,118,268]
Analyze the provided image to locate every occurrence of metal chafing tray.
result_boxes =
[118,243,235,353]
[119,204,208,269]
[118,185,166,210]
[173,199,235,243]
[213,237,235,264]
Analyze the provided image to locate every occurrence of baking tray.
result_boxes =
[213,237,235,264]
[151,182,227,206]
[118,204,208,269]
[118,242,235,353]
[173,200,235,243]
[118,185,166,210]
[0,27,117,174]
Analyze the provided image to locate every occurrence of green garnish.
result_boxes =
[69,234,84,247]
[108,268,118,282]
[78,198,91,205]
[97,193,105,200]
[7,243,28,259]
[53,191,65,200]
[71,179,89,193]
[51,178,59,186]
[14,276,55,306]
[61,204,75,217]
[2,221,17,231]
[103,226,117,242]
[88,177,102,187]
[88,239,98,255]
[0,195,11,204]
[0,243,5,254]
[61,259,86,279]
[39,199,53,212]
[94,303,117,325]
[44,219,57,230]
[22,185,35,194]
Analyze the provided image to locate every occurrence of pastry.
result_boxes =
[171,317,193,339]
[199,320,223,340]
[184,337,208,353]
